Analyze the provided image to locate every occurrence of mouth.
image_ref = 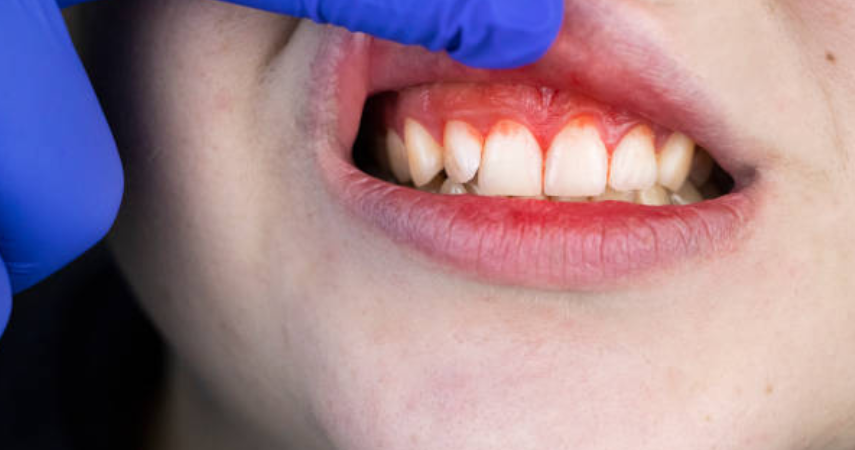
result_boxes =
[311,2,758,290]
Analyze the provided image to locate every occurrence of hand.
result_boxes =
[0,0,563,337]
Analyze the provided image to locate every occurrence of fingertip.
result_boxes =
[449,0,564,69]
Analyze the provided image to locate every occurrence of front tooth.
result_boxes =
[544,118,609,197]
[404,118,444,187]
[443,121,483,184]
[609,125,658,191]
[478,120,543,197]
[552,196,588,203]
[657,132,695,191]
[385,130,412,184]
[689,148,714,186]
[440,179,467,195]
[670,182,703,205]
[636,185,671,206]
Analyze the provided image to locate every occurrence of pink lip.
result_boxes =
[309,1,758,290]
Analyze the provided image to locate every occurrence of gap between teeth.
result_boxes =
[381,117,717,205]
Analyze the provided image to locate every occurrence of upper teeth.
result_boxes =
[478,120,543,197]
[385,117,715,204]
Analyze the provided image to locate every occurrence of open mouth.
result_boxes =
[313,3,757,290]
[355,83,733,206]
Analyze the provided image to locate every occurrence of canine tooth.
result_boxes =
[478,120,543,197]
[385,130,411,183]
[657,132,695,191]
[609,125,658,191]
[544,119,609,197]
[670,182,703,205]
[689,148,714,186]
[443,121,483,184]
[636,185,671,206]
[440,179,467,195]
[404,118,444,187]
[590,188,635,203]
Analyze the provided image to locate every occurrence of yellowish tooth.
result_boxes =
[670,182,704,205]
[478,120,543,197]
[417,174,445,194]
[404,118,444,187]
[544,119,609,197]
[552,196,588,203]
[636,185,671,206]
[689,148,714,186]
[590,188,636,203]
[440,178,467,195]
[657,132,695,191]
[609,125,658,191]
[385,129,411,184]
[443,121,483,184]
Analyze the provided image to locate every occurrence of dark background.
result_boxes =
[0,245,163,449]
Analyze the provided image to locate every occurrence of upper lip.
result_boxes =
[309,0,759,290]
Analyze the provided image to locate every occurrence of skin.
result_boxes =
[68,0,855,449]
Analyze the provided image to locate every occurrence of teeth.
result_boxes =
[553,196,588,203]
[689,148,714,186]
[478,120,543,197]
[440,178,468,195]
[636,185,671,206]
[657,132,695,191]
[609,125,658,191]
[544,118,609,197]
[404,119,444,187]
[670,182,703,205]
[443,121,483,184]
[385,130,412,184]
[591,188,636,203]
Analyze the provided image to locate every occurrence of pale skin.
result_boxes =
[68,0,855,449]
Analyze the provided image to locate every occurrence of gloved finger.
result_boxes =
[0,0,123,293]
[0,257,10,336]
[220,0,564,69]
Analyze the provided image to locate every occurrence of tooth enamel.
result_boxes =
[609,125,658,191]
[670,182,703,205]
[404,118,444,187]
[478,120,543,197]
[385,130,412,184]
[553,196,588,203]
[689,148,714,186]
[590,188,636,203]
[440,178,467,195]
[636,185,671,206]
[544,119,609,197]
[443,121,483,184]
[657,132,695,191]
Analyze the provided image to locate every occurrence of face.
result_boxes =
[75,0,855,448]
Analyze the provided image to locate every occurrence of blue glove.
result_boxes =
[0,0,562,338]
[227,0,564,69]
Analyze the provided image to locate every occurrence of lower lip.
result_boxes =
[309,32,755,291]
[321,153,754,290]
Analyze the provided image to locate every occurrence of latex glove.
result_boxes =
[0,0,562,338]
[227,0,565,69]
